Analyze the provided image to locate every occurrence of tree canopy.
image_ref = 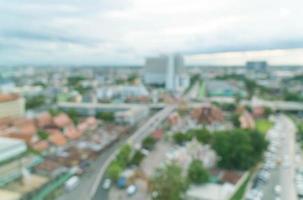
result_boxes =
[151,163,188,200]
[211,129,268,170]
[187,159,209,184]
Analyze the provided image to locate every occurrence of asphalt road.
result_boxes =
[261,115,297,200]
[57,134,130,200]
[92,105,176,200]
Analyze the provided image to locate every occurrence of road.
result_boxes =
[57,135,129,200]
[59,98,303,112]
[261,115,297,200]
[91,105,176,200]
[184,81,200,100]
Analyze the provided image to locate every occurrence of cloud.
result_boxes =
[0,0,303,65]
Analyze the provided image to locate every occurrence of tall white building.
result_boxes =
[143,55,169,86]
[143,54,189,92]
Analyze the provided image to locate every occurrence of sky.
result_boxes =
[0,0,303,66]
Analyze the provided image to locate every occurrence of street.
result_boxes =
[256,115,297,200]
[91,105,176,200]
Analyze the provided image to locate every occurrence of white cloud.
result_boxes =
[0,0,303,65]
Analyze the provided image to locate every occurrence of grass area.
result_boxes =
[198,80,205,99]
[230,172,252,200]
[255,119,273,134]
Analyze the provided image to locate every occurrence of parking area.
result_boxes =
[245,115,297,200]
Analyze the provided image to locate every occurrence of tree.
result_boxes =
[107,160,122,181]
[231,114,241,128]
[211,129,267,170]
[151,163,188,200]
[264,107,273,117]
[48,108,61,116]
[191,129,212,144]
[26,95,45,110]
[116,144,132,167]
[187,159,209,184]
[142,136,157,150]
[96,112,114,122]
[37,129,49,140]
[129,150,145,166]
[173,132,192,145]
[65,109,79,124]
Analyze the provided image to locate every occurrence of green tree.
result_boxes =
[37,129,49,140]
[151,163,188,200]
[48,108,61,116]
[26,95,45,110]
[142,136,157,150]
[191,129,212,144]
[129,150,145,166]
[96,112,114,122]
[173,132,192,145]
[65,109,79,124]
[187,159,209,184]
[211,129,267,170]
[107,160,122,181]
[231,114,241,128]
[116,144,132,167]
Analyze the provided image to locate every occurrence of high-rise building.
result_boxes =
[143,54,189,92]
[143,55,169,86]
[246,61,268,72]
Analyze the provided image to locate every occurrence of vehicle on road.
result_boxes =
[102,178,112,190]
[274,185,282,195]
[65,176,80,192]
[127,184,137,196]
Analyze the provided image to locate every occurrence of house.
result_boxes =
[167,112,181,126]
[191,104,224,124]
[48,129,67,146]
[53,113,72,128]
[152,129,163,140]
[252,106,265,118]
[239,111,255,129]
[31,140,49,152]
[0,94,25,119]
[36,112,53,128]
[186,183,235,200]
[64,126,81,140]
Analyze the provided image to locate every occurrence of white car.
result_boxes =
[127,185,137,196]
[274,185,282,194]
[102,179,112,190]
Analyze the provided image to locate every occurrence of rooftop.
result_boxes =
[0,137,27,163]
[0,94,20,103]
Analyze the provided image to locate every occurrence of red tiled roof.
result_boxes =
[31,140,49,152]
[152,129,163,140]
[0,93,19,103]
[191,105,224,124]
[49,132,67,146]
[36,112,53,128]
[221,170,243,185]
[64,126,81,140]
[53,113,72,128]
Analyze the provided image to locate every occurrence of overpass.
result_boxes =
[58,98,303,116]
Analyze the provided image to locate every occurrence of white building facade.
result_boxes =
[143,54,189,92]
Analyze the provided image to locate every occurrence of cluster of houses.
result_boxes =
[0,112,97,152]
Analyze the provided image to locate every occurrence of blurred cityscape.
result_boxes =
[0,55,303,200]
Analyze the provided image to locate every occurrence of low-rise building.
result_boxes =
[0,94,25,119]
[239,111,255,129]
